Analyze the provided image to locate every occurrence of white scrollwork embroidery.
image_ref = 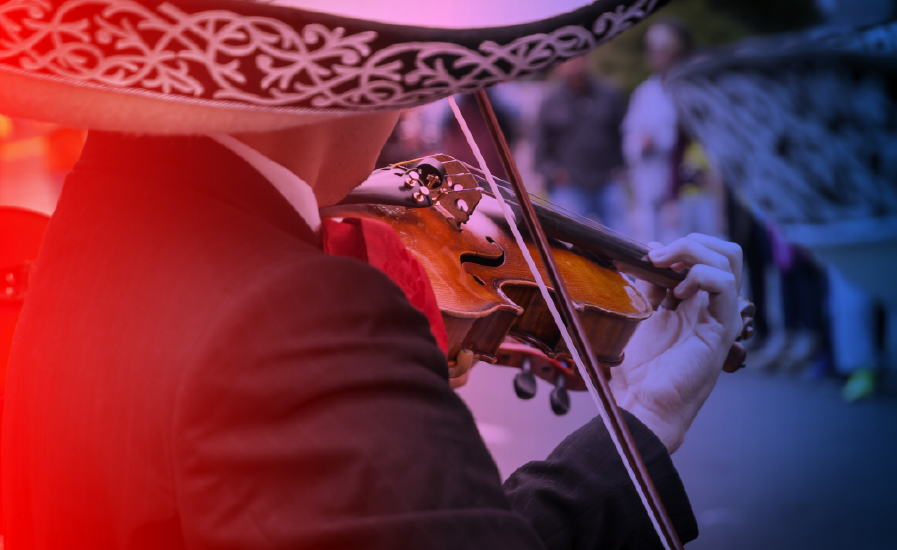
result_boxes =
[0,0,378,102]
[0,0,654,110]
[592,0,658,45]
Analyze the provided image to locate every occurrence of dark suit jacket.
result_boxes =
[1,133,697,549]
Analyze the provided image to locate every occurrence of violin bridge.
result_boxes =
[436,189,483,229]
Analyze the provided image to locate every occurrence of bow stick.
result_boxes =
[448,91,684,550]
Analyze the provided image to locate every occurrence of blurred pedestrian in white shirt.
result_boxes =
[622,20,693,244]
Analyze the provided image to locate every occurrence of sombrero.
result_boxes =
[0,0,669,134]
[666,19,897,304]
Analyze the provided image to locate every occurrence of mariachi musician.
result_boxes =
[0,1,746,548]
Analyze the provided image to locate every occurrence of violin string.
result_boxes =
[448,97,673,550]
[456,161,646,250]
[499,186,641,248]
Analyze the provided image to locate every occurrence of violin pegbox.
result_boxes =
[339,154,487,229]
[400,157,446,205]
[395,154,486,230]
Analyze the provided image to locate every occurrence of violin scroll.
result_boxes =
[722,295,756,373]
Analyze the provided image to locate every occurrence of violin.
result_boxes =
[323,153,754,412]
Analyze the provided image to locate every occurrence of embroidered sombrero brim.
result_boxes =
[0,0,668,134]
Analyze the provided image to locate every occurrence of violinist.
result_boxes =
[0,1,743,549]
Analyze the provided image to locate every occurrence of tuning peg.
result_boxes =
[513,357,537,399]
[723,341,747,373]
[549,373,570,415]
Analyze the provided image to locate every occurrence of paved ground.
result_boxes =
[456,364,897,549]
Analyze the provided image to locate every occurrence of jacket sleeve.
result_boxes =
[172,253,545,550]
[503,411,699,550]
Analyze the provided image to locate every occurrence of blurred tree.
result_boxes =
[706,0,821,34]
[591,0,820,92]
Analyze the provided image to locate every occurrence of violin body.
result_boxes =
[323,155,652,369]
[326,152,752,418]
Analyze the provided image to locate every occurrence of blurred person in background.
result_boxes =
[676,142,725,239]
[621,19,693,244]
[376,108,432,168]
[828,267,897,402]
[757,225,827,373]
[728,202,829,374]
[727,191,775,350]
[534,54,627,231]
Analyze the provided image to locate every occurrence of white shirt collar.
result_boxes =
[210,134,322,233]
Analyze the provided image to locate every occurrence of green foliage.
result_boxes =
[590,0,817,93]
[706,0,821,34]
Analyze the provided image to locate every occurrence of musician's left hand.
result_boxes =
[611,234,744,454]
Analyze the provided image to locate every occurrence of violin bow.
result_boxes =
[448,91,684,550]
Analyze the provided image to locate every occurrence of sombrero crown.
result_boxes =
[0,0,667,133]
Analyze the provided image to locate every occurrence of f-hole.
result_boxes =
[460,236,506,269]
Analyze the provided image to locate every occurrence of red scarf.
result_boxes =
[321,218,448,355]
